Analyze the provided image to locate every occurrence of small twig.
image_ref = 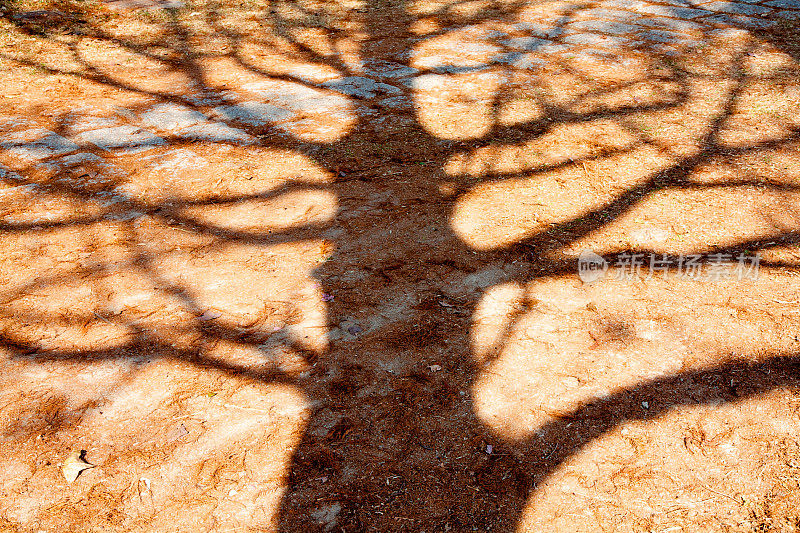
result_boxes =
[701,484,743,505]
[543,443,560,460]
[93,311,113,324]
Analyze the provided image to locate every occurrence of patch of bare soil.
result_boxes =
[1,0,800,531]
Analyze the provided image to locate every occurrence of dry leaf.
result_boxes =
[62,450,94,483]
[198,309,222,321]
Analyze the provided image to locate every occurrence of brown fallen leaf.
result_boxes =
[62,450,94,483]
[197,309,223,321]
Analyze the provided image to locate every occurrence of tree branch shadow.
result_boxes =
[1,0,800,529]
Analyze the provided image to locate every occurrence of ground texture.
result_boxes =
[1,0,800,530]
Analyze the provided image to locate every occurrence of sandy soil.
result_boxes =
[1,0,800,531]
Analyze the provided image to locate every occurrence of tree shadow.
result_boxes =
[1,0,800,529]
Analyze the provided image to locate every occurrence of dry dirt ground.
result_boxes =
[1,0,800,531]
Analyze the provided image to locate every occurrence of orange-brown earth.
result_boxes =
[1,0,800,530]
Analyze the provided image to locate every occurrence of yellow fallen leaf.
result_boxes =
[62,451,94,483]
